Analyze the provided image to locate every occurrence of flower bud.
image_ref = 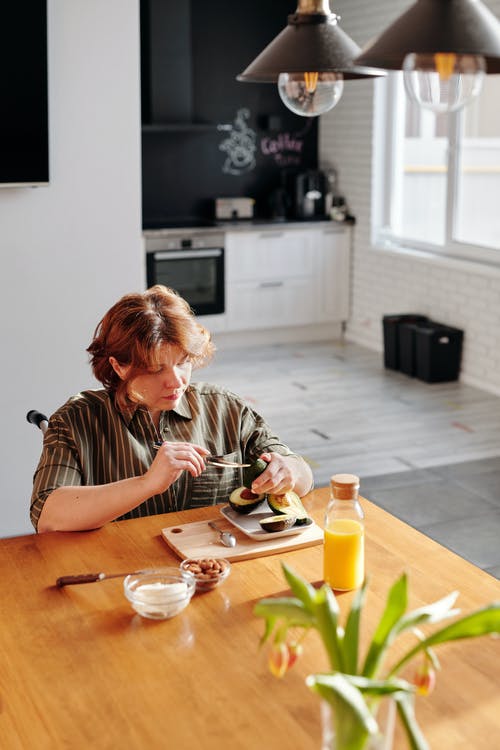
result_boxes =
[268,642,290,678]
[287,642,303,669]
[413,658,436,696]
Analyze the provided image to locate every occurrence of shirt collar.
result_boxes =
[116,391,192,426]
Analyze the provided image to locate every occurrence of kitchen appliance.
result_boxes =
[145,232,225,316]
[268,186,290,221]
[215,197,254,220]
[294,169,328,220]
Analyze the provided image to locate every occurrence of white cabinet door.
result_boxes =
[227,277,317,331]
[317,227,350,323]
[226,229,317,282]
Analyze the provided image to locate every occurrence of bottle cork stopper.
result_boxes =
[330,473,360,499]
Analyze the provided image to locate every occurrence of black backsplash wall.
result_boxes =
[141,0,319,227]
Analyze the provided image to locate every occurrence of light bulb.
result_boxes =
[403,52,486,113]
[277,72,344,117]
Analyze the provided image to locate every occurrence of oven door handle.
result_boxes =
[153,249,223,261]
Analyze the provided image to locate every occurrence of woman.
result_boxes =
[31,285,313,532]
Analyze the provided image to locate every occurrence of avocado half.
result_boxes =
[229,486,266,514]
[259,515,297,533]
[267,491,312,525]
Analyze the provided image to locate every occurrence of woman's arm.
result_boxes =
[37,440,209,532]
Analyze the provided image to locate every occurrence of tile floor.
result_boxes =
[203,338,500,579]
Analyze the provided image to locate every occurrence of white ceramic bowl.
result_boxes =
[123,567,195,620]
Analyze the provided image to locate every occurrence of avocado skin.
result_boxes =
[259,515,296,532]
[242,458,268,489]
[294,516,313,526]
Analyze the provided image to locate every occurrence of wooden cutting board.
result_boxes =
[161,516,323,562]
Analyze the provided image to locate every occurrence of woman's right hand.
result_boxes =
[144,441,210,495]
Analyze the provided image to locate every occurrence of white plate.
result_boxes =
[220,503,313,541]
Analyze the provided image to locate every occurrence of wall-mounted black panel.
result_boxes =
[0,2,49,186]
[141,0,319,227]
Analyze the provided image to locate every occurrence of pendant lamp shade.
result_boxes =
[354,0,500,73]
[237,3,383,82]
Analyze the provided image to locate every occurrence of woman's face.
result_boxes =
[110,343,192,413]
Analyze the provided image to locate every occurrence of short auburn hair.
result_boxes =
[87,285,215,409]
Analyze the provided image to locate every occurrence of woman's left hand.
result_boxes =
[250,452,300,496]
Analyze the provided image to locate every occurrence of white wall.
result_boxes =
[319,0,500,397]
[0,0,143,537]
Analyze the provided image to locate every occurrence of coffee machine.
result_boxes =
[293,169,328,220]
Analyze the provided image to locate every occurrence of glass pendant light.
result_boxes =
[403,52,486,113]
[277,71,344,117]
[354,0,500,113]
[237,0,382,118]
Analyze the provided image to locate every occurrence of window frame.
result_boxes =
[373,73,500,268]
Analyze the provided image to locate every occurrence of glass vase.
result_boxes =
[320,698,395,750]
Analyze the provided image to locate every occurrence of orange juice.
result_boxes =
[323,518,364,591]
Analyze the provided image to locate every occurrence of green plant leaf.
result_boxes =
[253,597,316,629]
[343,579,368,674]
[394,692,430,750]
[306,673,378,750]
[362,573,408,678]
[393,590,460,635]
[258,614,277,646]
[282,563,317,612]
[424,646,440,671]
[390,604,500,675]
[315,585,345,672]
[344,674,414,696]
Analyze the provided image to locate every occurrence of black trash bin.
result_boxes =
[414,322,464,383]
[398,322,422,377]
[382,314,429,371]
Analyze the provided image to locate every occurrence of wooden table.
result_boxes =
[1,488,499,749]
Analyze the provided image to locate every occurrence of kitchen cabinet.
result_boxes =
[224,225,350,332]
[316,225,351,323]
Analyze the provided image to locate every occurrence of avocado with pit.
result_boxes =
[228,486,266,514]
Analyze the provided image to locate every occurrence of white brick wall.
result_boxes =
[319,0,500,395]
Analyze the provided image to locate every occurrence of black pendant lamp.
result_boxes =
[354,0,500,113]
[237,0,383,117]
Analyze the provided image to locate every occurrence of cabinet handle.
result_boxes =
[153,249,222,260]
[260,281,284,288]
[259,232,284,239]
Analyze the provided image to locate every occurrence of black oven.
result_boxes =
[145,232,225,316]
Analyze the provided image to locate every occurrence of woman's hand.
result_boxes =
[251,452,302,496]
[144,441,210,495]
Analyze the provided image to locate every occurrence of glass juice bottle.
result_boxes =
[323,473,365,591]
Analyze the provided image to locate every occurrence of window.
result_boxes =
[373,72,500,266]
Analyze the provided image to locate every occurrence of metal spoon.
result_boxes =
[208,520,236,548]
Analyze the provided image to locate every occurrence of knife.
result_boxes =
[56,571,140,587]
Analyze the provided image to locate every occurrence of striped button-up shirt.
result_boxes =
[30,383,294,530]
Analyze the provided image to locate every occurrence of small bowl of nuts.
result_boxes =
[180,557,231,592]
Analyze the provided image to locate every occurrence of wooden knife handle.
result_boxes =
[56,573,103,587]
